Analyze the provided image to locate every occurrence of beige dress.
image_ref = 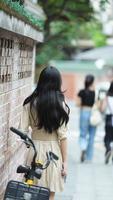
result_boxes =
[20,103,67,192]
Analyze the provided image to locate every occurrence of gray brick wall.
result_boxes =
[0,30,35,198]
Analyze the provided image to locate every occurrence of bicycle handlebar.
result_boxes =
[10,127,28,140]
[10,127,37,168]
[10,127,59,180]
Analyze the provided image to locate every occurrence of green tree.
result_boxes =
[88,22,107,47]
[36,0,93,66]
[75,20,107,47]
[36,0,108,71]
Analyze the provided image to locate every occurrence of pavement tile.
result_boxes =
[55,102,113,200]
[55,194,73,200]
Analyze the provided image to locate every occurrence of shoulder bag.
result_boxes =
[90,103,102,126]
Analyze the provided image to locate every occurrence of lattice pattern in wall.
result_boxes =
[0,38,14,84]
[0,37,33,94]
[18,43,32,79]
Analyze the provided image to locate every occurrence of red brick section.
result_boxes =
[0,36,34,198]
[61,72,85,101]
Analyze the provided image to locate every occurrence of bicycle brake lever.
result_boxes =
[46,152,49,160]
[49,152,58,167]
[49,151,59,161]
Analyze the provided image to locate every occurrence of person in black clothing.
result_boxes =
[76,74,96,162]
[101,81,113,164]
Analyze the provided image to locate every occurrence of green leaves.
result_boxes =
[36,0,108,67]
[87,21,107,47]
[41,0,93,23]
[1,0,44,31]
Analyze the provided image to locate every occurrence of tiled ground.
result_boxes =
[55,101,113,200]
[55,195,73,200]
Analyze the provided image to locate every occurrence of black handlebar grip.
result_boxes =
[10,127,27,140]
[49,152,59,160]
[17,165,30,174]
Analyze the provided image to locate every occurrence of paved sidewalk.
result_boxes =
[55,102,113,200]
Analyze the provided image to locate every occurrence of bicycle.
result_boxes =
[4,127,59,200]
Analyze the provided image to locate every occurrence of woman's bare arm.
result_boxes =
[60,138,67,177]
[75,96,81,107]
[100,97,107,113]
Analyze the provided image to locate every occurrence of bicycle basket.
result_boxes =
[4,180,50,200]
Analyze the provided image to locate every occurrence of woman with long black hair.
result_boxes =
[20,66,70,200]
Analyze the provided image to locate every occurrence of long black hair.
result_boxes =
[107,81,113,96]
[85,74,95,89]
[23,66,70,133]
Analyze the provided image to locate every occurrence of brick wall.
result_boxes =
[61,72,86,100]
[0,30,35,198]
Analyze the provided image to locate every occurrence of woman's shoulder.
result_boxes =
[78,88,84,96]
[23,102,30,112]
[78,88,94,95]
[79,88,84,92]
[62,101,70,114]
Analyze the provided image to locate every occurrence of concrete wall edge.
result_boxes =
[0,11,44,43]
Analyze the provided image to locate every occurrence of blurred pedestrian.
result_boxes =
[20,66,70,200]
[76,74,96,162]
[100,81,113,164]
